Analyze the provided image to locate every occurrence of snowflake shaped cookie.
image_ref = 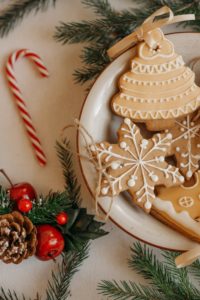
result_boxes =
[166,113,200,179]
[90,118,184,212]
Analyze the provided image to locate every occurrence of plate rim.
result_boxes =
[77,32,200,252]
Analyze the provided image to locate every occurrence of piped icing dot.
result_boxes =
[179,175,185,183]
[150,174,159,182]
[144,201,152,210]
[120,141,127,149]
[197,144,200,148]
[141,139,148,149]
[176,147,180,152]
[158,156,165,162]
[111,162,120,170]
[101,187,109,195]
[186,170,193,178]
[166,133,172,139]
[128,179,136,187]
[124,118,131,126]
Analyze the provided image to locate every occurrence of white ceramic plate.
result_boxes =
[78,33,200,251]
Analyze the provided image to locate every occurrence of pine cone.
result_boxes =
[0,211,37,264]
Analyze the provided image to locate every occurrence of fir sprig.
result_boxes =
[0,139,107,299]
[56,140,81,207]
[0,288,40,300]
[0,186,12,215]
[55,0,200,86]
[98,242,200,300]
[46,243,89,300]
[0,0,57,37]
[27,191,72,225]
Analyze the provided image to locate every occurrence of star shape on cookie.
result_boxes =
[165,113,200,179]
[90,118,184,212]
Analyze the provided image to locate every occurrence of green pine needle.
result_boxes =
[98,280,164,300]
[99,242,200,300]
[46,243,89,300]
[0,0,57,37]
[27,191,73,225]
[56,140,81,207]
[55,0,200,86]
[0,288,40,300]
[0,186,13,215]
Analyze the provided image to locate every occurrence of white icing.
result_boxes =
[128,179,136,187]
[131,55,184,74]
[139,33,175,60]
[141,139,148,149]
[172,115,200,178]
[113,97,200,119]
[123,69,191,86]
[111,162,120,170]
[120,84,197,104]
[153,197,200,237]
[101,187,109,195]
[95,120,184,210]
[120,141,127,149]
[178,196,194,208]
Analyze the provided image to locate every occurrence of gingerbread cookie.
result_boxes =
[111,28,200,126]
[153,171,200,242]
[165,112,200,179]
[90,118,184,212]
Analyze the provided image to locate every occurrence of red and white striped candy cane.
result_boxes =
[6,49,49,166]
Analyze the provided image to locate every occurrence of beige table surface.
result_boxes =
[0,1,193,299]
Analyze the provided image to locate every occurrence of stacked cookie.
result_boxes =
[90,28,200,242]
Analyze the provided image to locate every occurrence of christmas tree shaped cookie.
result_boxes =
[111,28,200,124]
[90,118,184,212]
[153,172,200,242]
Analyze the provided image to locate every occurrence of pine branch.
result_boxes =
[55,0,200,86]
[82,0,115,17]
[0,288,40,300]
[0,186,13,215]
[129,242,193,300]
[56,140,81,207]
[188,259,200,281]
[27,191,73,225]
[98,280,164,300]
[99,243,200,300]
[162,251,200,299]
[46,243,89,300]
[0,0,57,37]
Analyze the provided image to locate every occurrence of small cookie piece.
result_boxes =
[153,171,200,243]
[111,28,200,125]
[90,118,184,213]
[165,113,200,179]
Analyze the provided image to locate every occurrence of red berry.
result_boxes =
[56,212,68,225]
[8,182,36,202]
[36,225,65,261]
[18,198,33,213]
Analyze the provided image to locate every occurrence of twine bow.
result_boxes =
[107,6,195,59]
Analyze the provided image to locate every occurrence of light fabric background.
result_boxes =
[0,1,193,299]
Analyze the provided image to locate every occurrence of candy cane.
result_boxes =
[6,49,49,166]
